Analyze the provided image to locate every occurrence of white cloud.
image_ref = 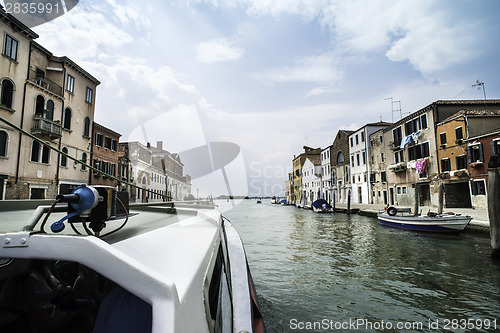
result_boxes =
[255,54,343,83]
[34,1,137,60]
[193,0,482,77]
[196,38,244,63]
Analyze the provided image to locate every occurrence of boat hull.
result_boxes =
[377,213,471,232]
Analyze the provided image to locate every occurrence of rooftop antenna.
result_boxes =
[472,79,487,109]
[384,97,402,122]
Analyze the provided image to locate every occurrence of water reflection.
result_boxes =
[222,200,500,332]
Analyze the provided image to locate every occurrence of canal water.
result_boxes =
[220,200,500,332]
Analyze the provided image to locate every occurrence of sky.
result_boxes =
[15,0,500,197]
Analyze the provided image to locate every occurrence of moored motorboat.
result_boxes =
[311,199,333,213]
[0,186,265,333]
[377,207,471,232]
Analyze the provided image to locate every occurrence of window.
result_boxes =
[35,95,45,116]
[402,187,407,194]
[471,180,486,196]
[441,158,451,172]
[66,74,75,93]
[492,140,500,156]
[111,139,117,151]
[362,152,366,165]
[30,188,45,199]
[456,155,467,170]
[337,152,344,163]
[1,79,14,109]
[104,137,112,149]
[370,173,376,182]
[393,127,402,147]
[61,147,68,167]
[468,144,483,163]
[394,150,404,163]
[405,114,427,135]
[81,152,87,170]
[63,108,71,130]
[440,133,447,145]
[45,100,54,120]
[351,155,354,166]
[30,140,50,163]
[408,142,430,161]
[380,135,383,143]
[420,114,427,130]
[350,137,353,147]
[3,34,18,61]
[85,87,93,103]
[31,141,40,162]
[455,127,463,140]
[381,171,387,182]
[83,117,90,137]
[356,153,360,166]
[361,132,365,142]
[355,134,359,145]
[41,145,50,164]
[381,152,385,162]
[95,133,103,147]
[0,130,8,157]
[397,187,401,194]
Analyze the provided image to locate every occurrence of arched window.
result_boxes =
[45,100,54,120]
[337,152,344,164]
[81,152,87,170]
[83,117,90,137]
[35,95,45,116]
[0,130,8,157]
[0,79,14,109]
[63,108,72,130]
[31,140,40,162]
[61,147,68,167]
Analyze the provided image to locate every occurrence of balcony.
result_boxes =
[390,139,402,151]
[31,117,62,139]
[388,162,407,173]
[28,70,63,97]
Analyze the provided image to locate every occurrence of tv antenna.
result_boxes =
[384,97,402,122]
[472,79,487,109]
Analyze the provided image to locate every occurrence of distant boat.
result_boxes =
[311,199,333,213]
[377,207,471,233]
[280,199,288,205]
[256,199,262,204]
[271,196,278,204]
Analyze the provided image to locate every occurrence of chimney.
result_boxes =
[157,141,163,151]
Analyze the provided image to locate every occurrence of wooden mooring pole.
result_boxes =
[438,182,444,214]
[488,156,500,259]
[347,190,351,216]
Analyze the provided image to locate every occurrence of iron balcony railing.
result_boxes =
[28,70,63,97]
[31,116,62,139]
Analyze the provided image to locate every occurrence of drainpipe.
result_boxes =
[88,121,95,185]
[15,41,33,185]
[55,64,66,191]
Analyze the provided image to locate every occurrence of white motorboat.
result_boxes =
[377,207,472,233]
[0,186,265,333]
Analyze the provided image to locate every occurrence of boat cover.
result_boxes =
[311,199,331,209]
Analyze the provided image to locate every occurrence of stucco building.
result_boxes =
[330,130,353,204]
[291,146,321,205]
[349,122,391,204]
[369,128,388,205]
[0,7,100,199]
[121,141,191,203]
[90,122,121,187]
[383,100,500,208]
